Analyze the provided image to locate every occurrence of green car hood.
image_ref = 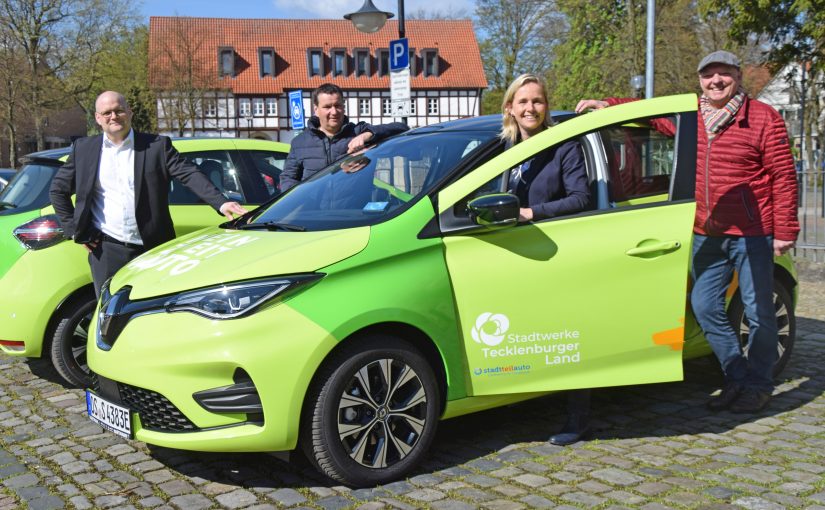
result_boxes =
[112,226,371,300]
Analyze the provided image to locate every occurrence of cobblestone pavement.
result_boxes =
[1,266,823,509]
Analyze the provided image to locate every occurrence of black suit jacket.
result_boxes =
[49,132,227,250]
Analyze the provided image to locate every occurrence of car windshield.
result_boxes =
[245,129,498,231]
[0,162,59,213]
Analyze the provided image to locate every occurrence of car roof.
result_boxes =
[18,137,289,166]
[407,112,575,134]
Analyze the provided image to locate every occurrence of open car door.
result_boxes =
[437,94,698,396]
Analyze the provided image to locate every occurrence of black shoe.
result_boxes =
[730,389,771,413]
[549,414,590,446]
[706,383,742,411]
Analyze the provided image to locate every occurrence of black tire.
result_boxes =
[50,298,96,388]
[301,335,440,487]
[728,279,796,378]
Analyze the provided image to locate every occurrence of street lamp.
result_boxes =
[344,0,395,34]
[345,0,407,124]
[630,75,645,98]
[243,112,252,138]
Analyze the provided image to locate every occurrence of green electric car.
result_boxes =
[87,95,796,487]
[0,138,288,387]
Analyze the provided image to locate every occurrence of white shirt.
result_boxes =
[91,130,142,245]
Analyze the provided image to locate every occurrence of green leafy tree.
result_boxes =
[548,0,704,109]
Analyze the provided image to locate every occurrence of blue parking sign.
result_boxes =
[289,90,305,130]
[389,38,409,72]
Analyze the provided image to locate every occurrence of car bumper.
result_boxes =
[87,301,337,452]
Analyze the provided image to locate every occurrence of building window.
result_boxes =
[359,98,370,115]
[331,49,347,77]
[422,49,439,77]
[219,47,235,78]
[266,98,277,116]
[427,98,439,115]
[382,98,392,115]
[308,49,324,77]
[253,98,264,116]
[204,99,217,117]
[409,48,416,75]
[259,48,275,77]
[239,98,251,117]
[378,49,390,76]
[409,98,416,115]
[355,49,370,77]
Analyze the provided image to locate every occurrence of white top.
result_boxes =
[91,130,142,245]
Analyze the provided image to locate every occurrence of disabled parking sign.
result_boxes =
[289,90,305,130]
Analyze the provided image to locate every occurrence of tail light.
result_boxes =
[13,214,65,250]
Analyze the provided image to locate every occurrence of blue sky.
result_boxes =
[140,0,476,20]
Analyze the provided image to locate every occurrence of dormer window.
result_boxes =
[308,49,324,77]
[354,49,370,77]
[260,48,275,78]
[219,47,235,78]
[422,49,439,77]
[331,49,347,77]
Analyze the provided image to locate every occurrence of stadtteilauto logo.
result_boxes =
[471,312,510,346]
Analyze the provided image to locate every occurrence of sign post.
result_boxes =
[389,38,410,124]
[288,90,305,131]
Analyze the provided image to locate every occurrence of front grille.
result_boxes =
[120,384,199,432]
[91,373,198,433]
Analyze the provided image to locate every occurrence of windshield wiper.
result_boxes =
[0,201,17,210]
[237,221,306,232]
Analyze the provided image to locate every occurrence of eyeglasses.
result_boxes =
[96,109,127,118]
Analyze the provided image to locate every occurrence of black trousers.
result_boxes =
[88,239,146,297]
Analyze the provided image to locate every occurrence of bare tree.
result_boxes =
[475,0,565,91]
[150,17,219,137]
[0,0,139,149]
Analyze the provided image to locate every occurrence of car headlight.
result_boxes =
[164,276,322,319]
[96,275,324,350]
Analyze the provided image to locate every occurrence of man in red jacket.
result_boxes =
[576,50,799,413]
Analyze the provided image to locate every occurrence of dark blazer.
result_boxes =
[512,140,590,221]
[49,132,227,250]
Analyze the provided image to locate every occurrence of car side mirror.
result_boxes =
[467,193,519,230]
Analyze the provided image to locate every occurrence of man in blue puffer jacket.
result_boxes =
[280,83,408,191]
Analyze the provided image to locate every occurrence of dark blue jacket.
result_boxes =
[279,116,407,191]
[512,139,590,220]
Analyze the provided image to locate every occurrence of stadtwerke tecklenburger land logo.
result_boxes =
[470,312,510,346]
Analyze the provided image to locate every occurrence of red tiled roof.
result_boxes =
[149,17,488,94]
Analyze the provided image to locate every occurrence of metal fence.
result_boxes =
[797,167,825,261]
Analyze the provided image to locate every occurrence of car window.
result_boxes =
[249,130,498,231]
[598,117,676,205]
[0,162,58,212]
[247,150,286,197]
[170,150,245,204]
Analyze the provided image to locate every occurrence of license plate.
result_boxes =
[86,390,132,439]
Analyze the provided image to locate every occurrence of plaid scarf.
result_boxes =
[700,88,746,140]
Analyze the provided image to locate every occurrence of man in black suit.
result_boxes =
[50,91,247,295]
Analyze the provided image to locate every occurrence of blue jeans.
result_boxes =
[690,234,777,392]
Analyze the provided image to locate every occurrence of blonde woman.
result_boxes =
[501,74,590,222]
[502,74,592,445]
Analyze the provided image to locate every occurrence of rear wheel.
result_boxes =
[728,279,795,378]
[50,298,96,388]
[301,335,440,487]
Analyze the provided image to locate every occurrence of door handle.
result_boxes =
[625,240,681,256]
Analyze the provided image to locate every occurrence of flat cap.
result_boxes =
[697,50,741,72]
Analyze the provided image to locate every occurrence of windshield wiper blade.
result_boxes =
[0,201,17,210]
[237,221,306,232]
